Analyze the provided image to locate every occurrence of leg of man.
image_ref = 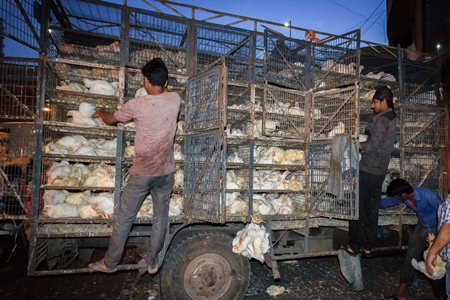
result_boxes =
[430,276,446,300]
[103,174,153,269]
[446,262,450,298]
[362,172,385,252]
[349,170,371,253]
[398,223,428,297]
[145,173,174,268]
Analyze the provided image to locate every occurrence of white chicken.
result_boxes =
[43,142,69,155]
[227,152,244,164]
[270,194,293,214]
[56,81,89,93]
[55,135,87,153]
[67,110,98,126]
[411,233,446,280]
[71,163,91,182]
[72,146,97,156]
[83,78,118,96]
[283,149,305,164]
[169,194,184,216]
[87,192,115,217]
[176,121,185,135]
[232,222,258,256]
[271,147,285,164]
[174,143,184,161]
[78,102,97,118]
[78,204,100,219]
[226,192,241,206]
[124,145,135,158]
[174,166,184,188]
[328,122,345,138]
[288,102,305,116]
[227,199,248,215]
[44,203,79,218]
[287,175,304,191]
[43,190,69,206]
[65,191,90,205]
[232,214,270,263]
[246,225,270,263]
[84,165,115,188]
[47,161,71,185]
[135,87,148,98]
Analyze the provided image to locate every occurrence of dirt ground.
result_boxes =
[0,230,440,300]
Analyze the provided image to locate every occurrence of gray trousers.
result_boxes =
[104,173,174,269]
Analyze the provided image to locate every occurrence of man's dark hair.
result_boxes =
[386,178,413,197]
[141,58,168,87]
[373,85,394,108]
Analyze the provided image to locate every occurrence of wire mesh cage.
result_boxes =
[226,142,251,166]
[0,123,35,158]
[47,0,122,63]
[42,123,118,157]
[307,141,358,219]
[402,59,440,105]
[0,123,35,218]
[0,58,40,120]
[46,59,120,87]
[311,30,360,91]
[1,0,41,51]
[196,23,253,84]
[359,42,399,89]
[253,139,306,167]
[43,59,119,122]
[225,190,249,218]
[400,105,448,149]
[185,65,227,132]
[312,85,358,141]
[183,130,225,223]
[264,30,309,90]
[401,149,444,196]
[262,83,308,140]
[39,188,115,220]
[225,168,250,192]
[124,67,186,102]
[0,162,30,217]
[128,10,188,76]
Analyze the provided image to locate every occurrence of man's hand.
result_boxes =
[425,251,437,276]
[94,109,119,126]
[91,110,101,119]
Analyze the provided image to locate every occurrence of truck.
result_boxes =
[0,1,447,299]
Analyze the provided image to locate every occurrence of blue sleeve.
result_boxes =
[379,196,402,209]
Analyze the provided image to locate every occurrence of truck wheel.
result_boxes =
[160,231,250,300]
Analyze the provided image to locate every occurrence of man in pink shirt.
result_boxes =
[89,58,181,274]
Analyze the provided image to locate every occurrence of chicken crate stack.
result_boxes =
[0,57,40,219]
[3,1,448,288]
[259,28,360,227]
[399,56,448,196]
[358,40,448,235]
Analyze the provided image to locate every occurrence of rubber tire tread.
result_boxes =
[160,231,250,300]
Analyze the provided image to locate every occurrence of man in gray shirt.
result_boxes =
[344,85,397,257]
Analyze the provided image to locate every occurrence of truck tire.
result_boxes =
[160,231,250,300]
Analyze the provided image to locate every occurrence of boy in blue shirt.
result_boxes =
[381,178,445,300]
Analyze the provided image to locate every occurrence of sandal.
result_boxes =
[88,259,117,273]
[338,244,358,257]
[361,249,372,258]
